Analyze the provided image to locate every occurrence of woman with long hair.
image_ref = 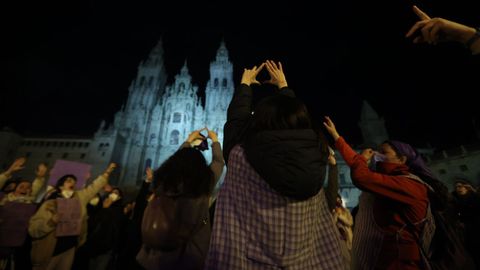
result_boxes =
[205,60,347,270]
[137,128,224,270]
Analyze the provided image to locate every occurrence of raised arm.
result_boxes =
[406,5,480,54]
[325,148,339,211]
[77,163,116,204]
[264,60,295,97]
[207,128,225,186]
[324,116,427,205]
[223,63,265,162]
[0,157,26,189]
[183,128,207,149]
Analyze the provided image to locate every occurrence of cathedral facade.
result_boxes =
[0,40,393,207]
[91,40,233,186]
[7,39,475,209]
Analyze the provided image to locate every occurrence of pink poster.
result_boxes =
[48,159,92,189]
[55,198,82,237]
[0,202,37,247]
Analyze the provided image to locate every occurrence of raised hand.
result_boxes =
[406,5,477,45]
[240,63,265,86]
[102,163,117,178]
[361,149,375,162]
[264,60,288,89]
[186,128,207,144]
[465,184,477,193]
[5,157,27,177]
[145,167,153,183]
[328,147,337,166]
[323,116,340,141]
[103,197,114,208]
[206,128,219,143]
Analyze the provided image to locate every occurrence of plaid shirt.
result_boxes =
[205,145,347,269]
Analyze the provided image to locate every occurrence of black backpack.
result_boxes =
[404,174,476,270]
[141,192,208,251]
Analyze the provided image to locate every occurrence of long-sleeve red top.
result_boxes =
[336,137,429,269]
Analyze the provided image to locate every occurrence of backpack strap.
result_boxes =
[404,173,435,193]
[396,173,436,266]
[396,173,434,233]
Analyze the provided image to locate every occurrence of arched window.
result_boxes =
[148,77,154,87]
[170,130,180,145]
[222,78,227,87]
[179,82,185,91]
[173,112,181,123]
[214,78,219,87]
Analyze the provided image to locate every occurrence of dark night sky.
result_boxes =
[1,0,479,149]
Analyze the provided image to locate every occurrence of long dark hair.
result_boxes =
[55,174,77,189]
[251,95,312,132]
[153,147,213,197]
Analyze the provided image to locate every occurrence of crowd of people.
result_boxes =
[0,5,479,270]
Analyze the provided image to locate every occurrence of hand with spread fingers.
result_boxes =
[323,116,340,142]
[406,5,480,54]
[206,128,219,143]
[264,60,288,89]
[4,157,27,177]
[240,63,265,86]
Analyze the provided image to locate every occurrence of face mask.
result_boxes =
[89,197,100,206]
[369,153,387,171]
[373,153,386,162]
[61,190,74,199]
[108,193,120,202]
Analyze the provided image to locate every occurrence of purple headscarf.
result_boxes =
[386,140,437,181]
[386,141,451,209]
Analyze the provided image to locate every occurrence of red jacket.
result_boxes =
[336,137,428,269]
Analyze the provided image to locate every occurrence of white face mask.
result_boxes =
[61,190,74,199]
[373,153,387,163]
[108,193,120,202]
[89,197,100,206]
[369,153,387,171]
